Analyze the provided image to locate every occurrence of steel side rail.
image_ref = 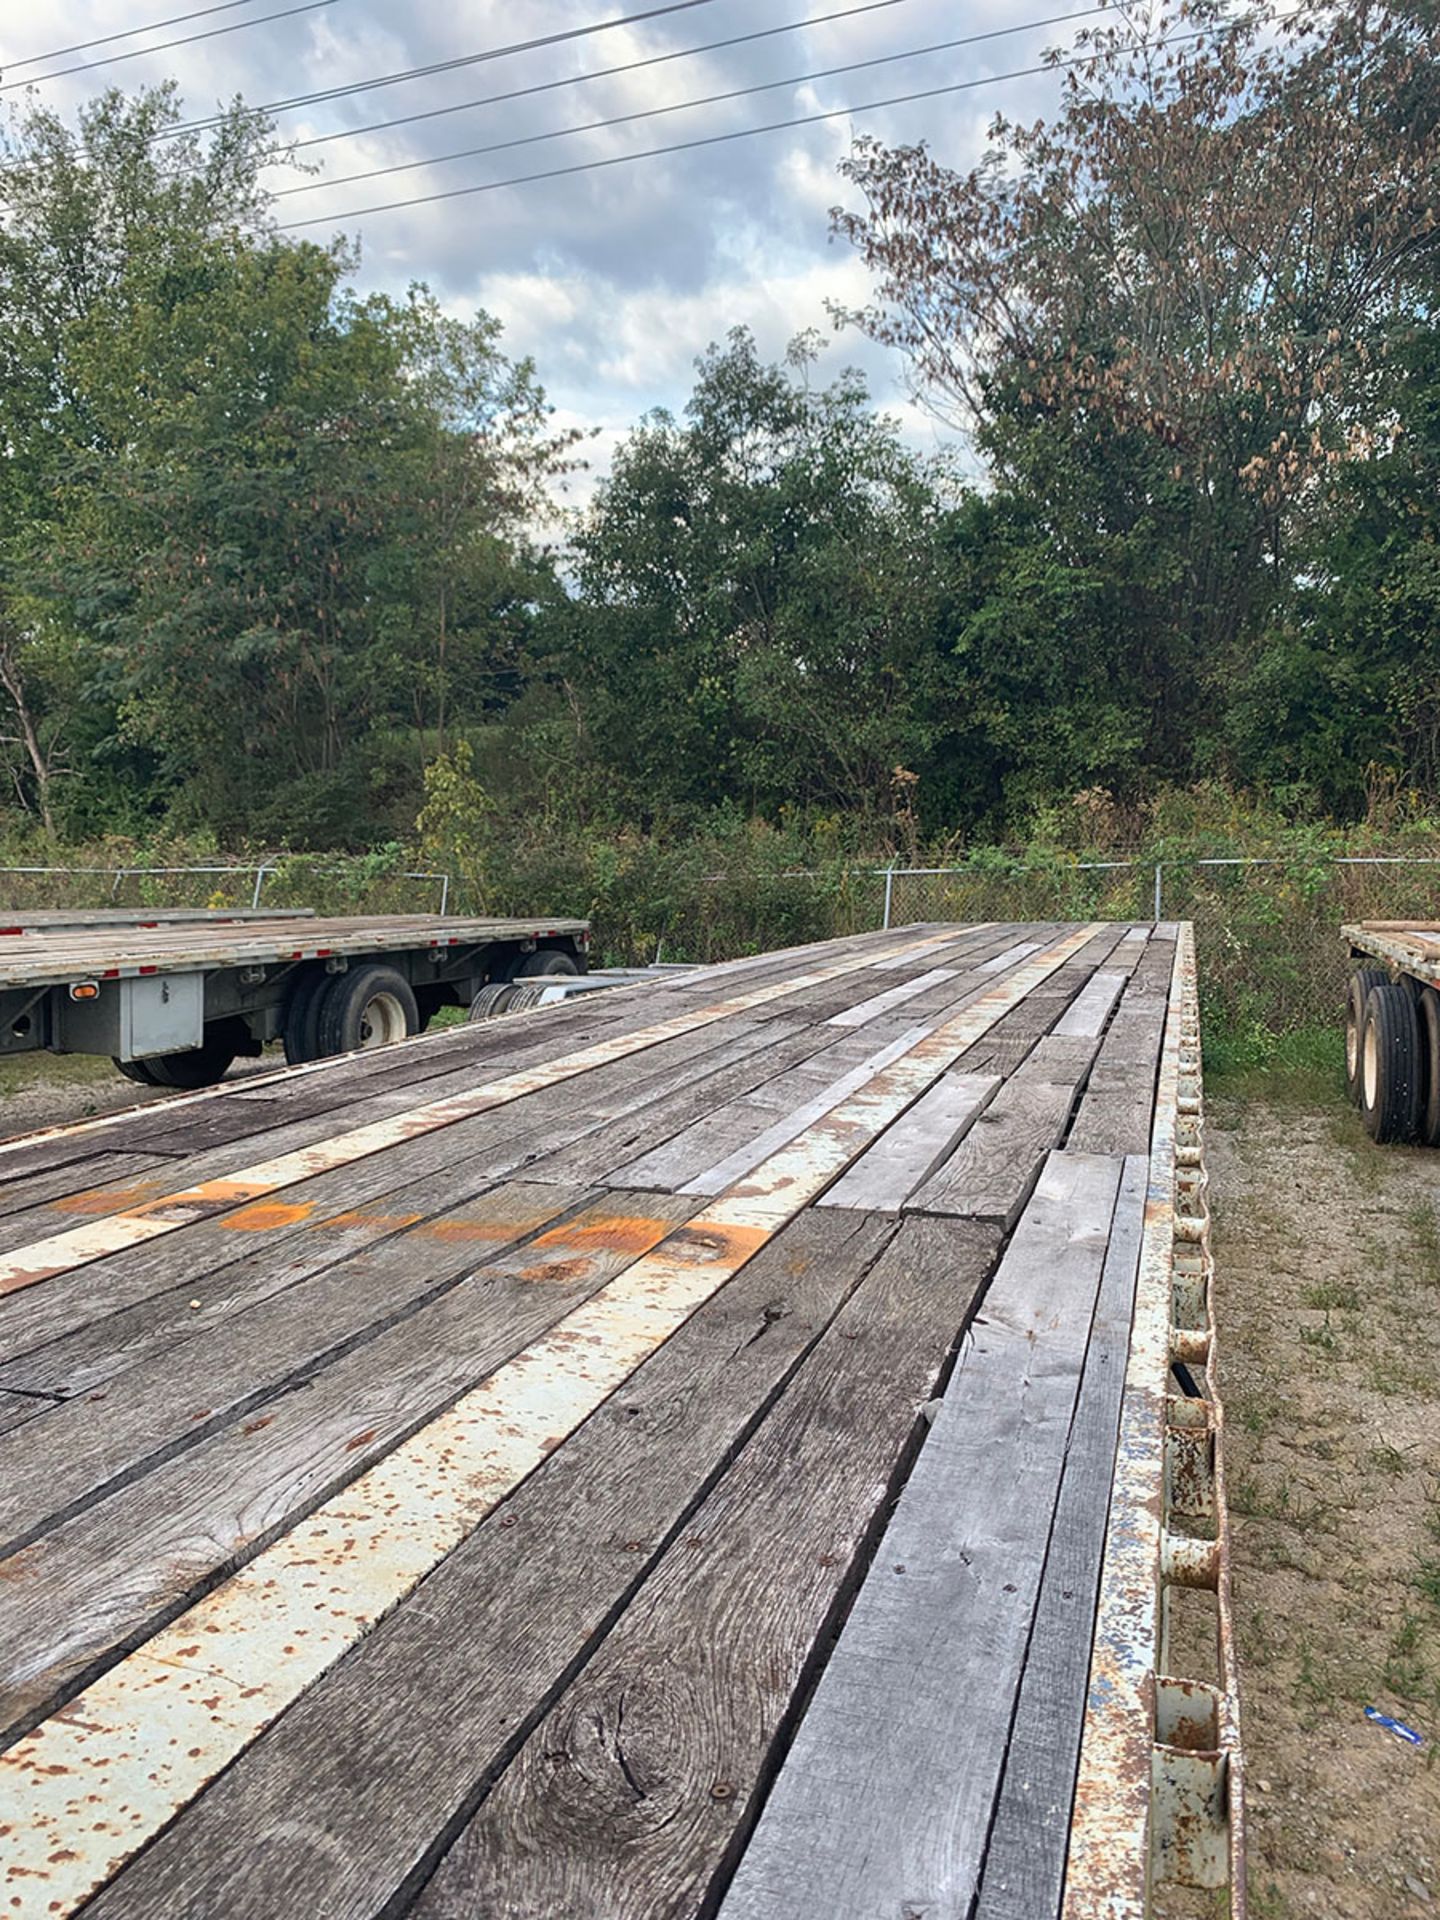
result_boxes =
[1061,923,1245,1917]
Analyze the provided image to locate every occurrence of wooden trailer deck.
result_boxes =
[0,921,1242,1919]
[0,911,589,987]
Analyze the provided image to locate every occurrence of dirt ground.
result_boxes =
[1210,1090,1440,1918]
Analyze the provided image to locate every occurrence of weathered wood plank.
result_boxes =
[42,1210,899,1920]
[607,929,1034,1196]
[0,1014,797,1373]
[973,1154,1147,1920]
[717,1152,1125,1920]
[0,1155,174,1227]
[0,1190,697,1740]
[0,1388,58,1436]
[816,1072,1001,1214]
[1052,968,1129,1039]
[907,1034,1104,1225]
[0,1183,587,1554]
[411,1217,1000,1920]
[1065,935,1176,1156]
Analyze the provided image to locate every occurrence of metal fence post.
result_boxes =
[439,873,450,915]
[1154,862,1164,923]
[251,866,270,910]
[882,866,895,931]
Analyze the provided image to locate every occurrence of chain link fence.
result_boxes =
[882,857,1440,1037]
[0,861,450,916]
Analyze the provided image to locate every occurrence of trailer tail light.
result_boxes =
[69,981,100,1001]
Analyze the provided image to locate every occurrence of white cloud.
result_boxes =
[3,0,1101,479]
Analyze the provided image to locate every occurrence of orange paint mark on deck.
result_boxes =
[528,1213,676,1257]
[218,1200,319,1234]
[321,1208,426,1234]
[414,1216,539,1246]
[52,1183,166,1217]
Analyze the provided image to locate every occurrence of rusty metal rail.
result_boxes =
[1062,922,1245,1917]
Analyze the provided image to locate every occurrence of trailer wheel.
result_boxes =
[1346,966,1388,1105]
[1418,988,1440,1148]
[282,967,332,1066]
[1360,982,1423,1143]
[315,964,419,1056]
[113,1057,163,1087]
[142,1031,239,1089]
[513,950,580,979]
[467,983,516,1022]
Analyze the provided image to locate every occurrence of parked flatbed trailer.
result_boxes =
[0,910,590,1089]
[1342,921,1440,1142]
[0,921,1242,1920]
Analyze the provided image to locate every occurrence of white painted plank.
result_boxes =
[824,967,958,1029]
[816,1072,1002,1213]
[1052,969,1128,1039]
[976,940,1042,975]
[679,1028,930,1196]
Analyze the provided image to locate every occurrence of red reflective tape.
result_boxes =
[138,965,158,975]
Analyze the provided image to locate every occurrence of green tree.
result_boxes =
[562,329,958,824]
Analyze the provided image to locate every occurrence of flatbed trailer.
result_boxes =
[0,909,590,1089]
[0,920,1242,1919]
[1342,921,1440,1142]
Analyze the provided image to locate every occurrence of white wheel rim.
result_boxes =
[358,990,408,1049]
[1346,1013,1359,1080]
[1363,1019,1379,1108]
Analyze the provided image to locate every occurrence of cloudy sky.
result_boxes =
[1,0,1105,485]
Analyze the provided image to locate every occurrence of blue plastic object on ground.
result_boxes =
[1365,1706,1423,1746]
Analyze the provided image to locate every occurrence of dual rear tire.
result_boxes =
[284,964,420,1065]
[1348,968,1440,1145]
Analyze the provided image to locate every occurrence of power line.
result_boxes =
[275,17,1286,233]
[282,0,933,156]
[1,0,266,72]
[168,0,732,136]
[276,1,1108,167]
[274,11,1108,200]
[0,0,337,94]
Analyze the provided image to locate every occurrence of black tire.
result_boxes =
[315,964,419,1057]
[467,983,516,1022]
[282,966,333,1066]
[1360,981,1423,1144]
[1346,967,1388,1105]
[1419,987,1440,1148]
[113,1056,163,1086]
[142,1031,238,1089]
[513,949,580,979]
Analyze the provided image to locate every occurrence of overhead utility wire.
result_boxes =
[1,0,266,71]
[276,13,1298,231]
[274,11,1111,199]
[0,0,337,93]
[167,0,731,135]
[279,0,1108,161]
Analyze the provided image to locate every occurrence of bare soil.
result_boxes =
[1210,1093,1440,1918]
